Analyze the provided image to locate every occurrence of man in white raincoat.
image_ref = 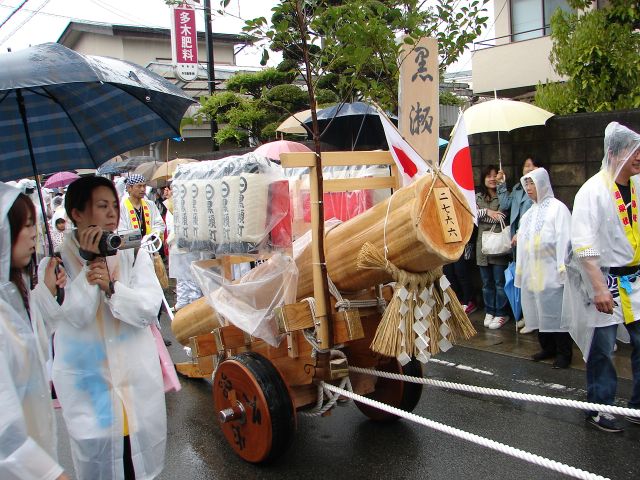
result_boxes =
[563,122,640,433]
[514,168,573,368]
[40,176,167,479]
[0,182,68,480]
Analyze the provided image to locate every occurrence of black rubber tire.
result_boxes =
[354,357,423,422]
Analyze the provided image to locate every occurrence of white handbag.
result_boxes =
[481,219,511,256]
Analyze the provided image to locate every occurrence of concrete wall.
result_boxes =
[441,109,640,209]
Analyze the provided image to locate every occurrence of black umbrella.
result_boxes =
[0,43,195,300]
[304,101,398,150]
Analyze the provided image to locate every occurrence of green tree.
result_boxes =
[535,0,640,114]
[243,0,489,112]
[196,68,337,146]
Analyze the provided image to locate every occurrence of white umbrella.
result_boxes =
[276,109,311,135]
[463,99,554,167]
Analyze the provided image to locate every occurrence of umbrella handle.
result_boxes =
[54,253,65,305]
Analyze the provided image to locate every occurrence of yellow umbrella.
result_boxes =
[150,158,197,186]
[275,109,311,135]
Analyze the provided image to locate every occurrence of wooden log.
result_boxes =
[295,174,472,298]
[171,297,221,346]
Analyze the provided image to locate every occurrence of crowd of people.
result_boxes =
[0,121,639,479]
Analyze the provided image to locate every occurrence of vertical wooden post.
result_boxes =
[308,158,331,349]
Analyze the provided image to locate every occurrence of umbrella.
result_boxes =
[504,261,522,322]
[97,155,158,175]
[0,42,195,258]
[149,158,197,186]
[463,99,554,166]
[43,171,80,188]
[132,158,162,180]
[303,102,447,150]
[254,140,312,162]
[276,109,311,135]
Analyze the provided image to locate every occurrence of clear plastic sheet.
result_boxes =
[285,164,391,240]
[191,254,298,347]
[172,152,292,254]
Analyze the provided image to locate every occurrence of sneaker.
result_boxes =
[464,301,478,315]
[489,316,509,329]
[625,411,640,425]
[515,319,525,329]
[520,325,537,334]
[552,356,571,369]
[586,412,624,433]
[483,313,494,327]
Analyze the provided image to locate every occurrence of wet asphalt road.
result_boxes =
[55,312,640,480]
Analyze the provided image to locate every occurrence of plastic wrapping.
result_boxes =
[285,164,391,239]
[172,152,292,254]
[191,254,298,347]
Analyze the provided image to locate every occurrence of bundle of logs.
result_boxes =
[172,172,476,359]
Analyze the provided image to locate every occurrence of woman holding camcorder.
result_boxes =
[39,176,167,480]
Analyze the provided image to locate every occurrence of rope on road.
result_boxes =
[348,366,640,418]
[324,383,609,480]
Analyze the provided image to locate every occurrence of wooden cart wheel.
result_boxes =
[212,352,296,463]
[354,356,423,422]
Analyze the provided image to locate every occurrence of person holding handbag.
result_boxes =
[476,165,511,329]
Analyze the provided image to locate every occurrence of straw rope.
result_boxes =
[357,242,475,360]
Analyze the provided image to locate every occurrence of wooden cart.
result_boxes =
[175,151,427,463]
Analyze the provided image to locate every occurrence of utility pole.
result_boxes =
[203,0,219,151]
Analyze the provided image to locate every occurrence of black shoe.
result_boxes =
[163,337,172,347]
[532,350,554,362]
[586,413,625,433]
[552,357,571,369]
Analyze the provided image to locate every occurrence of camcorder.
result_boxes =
[79,229,142,261]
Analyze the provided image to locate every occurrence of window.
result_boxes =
[510,0,573,42]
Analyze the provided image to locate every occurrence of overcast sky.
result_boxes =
[0,0,494,72]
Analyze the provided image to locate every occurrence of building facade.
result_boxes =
[472,0,582,99]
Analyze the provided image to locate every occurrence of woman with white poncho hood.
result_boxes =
[514,168,573,368]
[39,176,167,478]
[0,182,68,479]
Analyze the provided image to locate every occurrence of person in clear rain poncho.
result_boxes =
[0,182,68,480]
[562,122,640,433]
[514,168,573,368]
[38,176,167,479]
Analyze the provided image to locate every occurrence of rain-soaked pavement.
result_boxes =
[55,310,640,479]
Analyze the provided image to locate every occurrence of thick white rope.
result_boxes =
[324,383,609,480]
[349,366,640,418]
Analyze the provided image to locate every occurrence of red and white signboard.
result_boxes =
[171,4,198,81]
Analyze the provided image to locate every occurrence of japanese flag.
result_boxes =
[440,115,477,223]
[379,111,431,187]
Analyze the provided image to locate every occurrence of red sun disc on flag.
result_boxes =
[392,146,418,177]
[451,146,474,190]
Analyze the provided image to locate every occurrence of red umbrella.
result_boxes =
[44,171,80,188]
[254,140,312,162]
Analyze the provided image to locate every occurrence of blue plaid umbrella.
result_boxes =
[0,42,196,182]
[0,43,195,261]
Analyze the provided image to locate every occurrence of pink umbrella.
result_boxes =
[44,171,80,188]
[254,140,312,162]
